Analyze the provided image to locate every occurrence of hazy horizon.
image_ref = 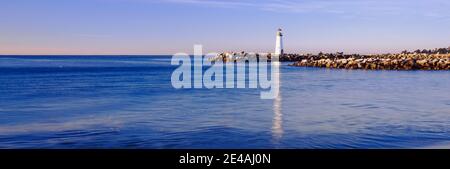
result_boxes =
[1,0,449,55]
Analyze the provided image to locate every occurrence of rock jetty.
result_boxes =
[212,47,450,70]
[290,53,449,70]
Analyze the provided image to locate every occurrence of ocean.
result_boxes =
[0,55,449,148]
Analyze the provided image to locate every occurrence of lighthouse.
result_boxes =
[275,28,284,56]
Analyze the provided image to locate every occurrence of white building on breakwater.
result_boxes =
[275,28,284,56]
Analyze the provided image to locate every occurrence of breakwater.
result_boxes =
[289,54,450,70]
[212,50,450,70]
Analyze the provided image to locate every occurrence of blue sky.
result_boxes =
[0,0,449,54]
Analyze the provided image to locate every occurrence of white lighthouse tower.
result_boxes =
[275,28,284,56]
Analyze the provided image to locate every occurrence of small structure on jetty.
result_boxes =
[275,28,284,56]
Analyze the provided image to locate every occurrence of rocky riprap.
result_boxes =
[289,54,450,70]
[213,47,450,70]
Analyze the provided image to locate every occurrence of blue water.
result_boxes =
[0,56,449,148]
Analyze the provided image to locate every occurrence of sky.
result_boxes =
[0,0,449,55]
